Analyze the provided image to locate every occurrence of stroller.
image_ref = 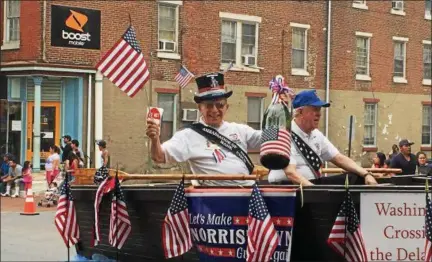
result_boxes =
[38,167,63,208]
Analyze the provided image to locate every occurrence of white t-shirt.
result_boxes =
[268,120,339,183]
[45,153,60,171]
[161,119,261,186]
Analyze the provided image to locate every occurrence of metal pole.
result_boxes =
[87,74,92,168]
[348,115,353,158]
[6,101,10,153]
[32,76,43,172]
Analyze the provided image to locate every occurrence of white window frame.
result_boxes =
[156,0,182,60]
[426,0,431,20]
[423,40,432,86]
[157,93,178,142]
[363,103,377,147]
[219,12,262,73]
[352,0,368,10]
[1,0,20,50]
[355,32,372,81]
[422,105,432,146]
[290,22,310,76]
[247,97,265,130]
[391,0,406,16]
[392,36,409,84]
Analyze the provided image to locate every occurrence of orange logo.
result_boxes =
[65,10,88,32]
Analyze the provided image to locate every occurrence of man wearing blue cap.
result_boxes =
[146,72,261,186]
[269,90,378,186]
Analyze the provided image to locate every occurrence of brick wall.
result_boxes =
[331,1,431,95]
[1,1,41,61]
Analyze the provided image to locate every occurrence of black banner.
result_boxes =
[51,5,100,49]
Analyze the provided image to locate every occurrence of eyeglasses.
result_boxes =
[202,101,227,109]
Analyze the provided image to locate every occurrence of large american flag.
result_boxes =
[55,175,80,248]
[425,191,432,261]
[96,26,150,98]
[260,127,291,158]
[327,191,368,262]
[109,176,131,249]
[247,184,278,262]
[162,180,192,258]
[175,65,194,88]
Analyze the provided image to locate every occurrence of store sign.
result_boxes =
[360,192,426,261]
[51,5,100,49]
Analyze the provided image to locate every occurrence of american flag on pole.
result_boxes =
[424,190,432,261]
[327,190,368,262]
[246,184,278,262]
[92,175,115,247]
[96,26,150,98]
[55,175,80,248]
[260,127,291,158]
[162,180,192,258]
[109,176,131,249]
[175,65,194,88]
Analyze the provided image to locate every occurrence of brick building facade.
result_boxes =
[1,0,430,173]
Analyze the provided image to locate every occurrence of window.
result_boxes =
[426,0,431,20]
[2,0,20,49]
[220,12,261,72]
[423,42,431,85]
[355,32,372,81]
[353,0,368,10]
[290,23,310,76]
[422,105,431,145]
[393,37,408,83]
[363,103,377,146]
[157,93,176,142]
[391,0,405,15]
[157,1,181,60]
[247,97,264,130]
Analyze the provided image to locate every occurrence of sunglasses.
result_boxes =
[202,101,227,109]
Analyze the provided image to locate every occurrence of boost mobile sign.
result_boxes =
[51,5,101,49]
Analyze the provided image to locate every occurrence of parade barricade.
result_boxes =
[70,169,430,262]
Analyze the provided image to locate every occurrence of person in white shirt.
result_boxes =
[268,90,378,186]
[146,72,261,186]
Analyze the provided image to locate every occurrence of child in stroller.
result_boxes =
[38,182,59,207]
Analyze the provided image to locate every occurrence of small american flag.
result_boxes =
[327,190,368,262]
[96,26,150,98]
[424,191,432,261]
[222,61,234,73]
[92,176,115,247]
[247,184,278,262]
[260,127,291,158]
[162,180,192,258]
[109,176,131,249]
[55,175,80,248]
[175,65,194,88]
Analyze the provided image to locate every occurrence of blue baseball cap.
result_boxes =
[292,90,330,109]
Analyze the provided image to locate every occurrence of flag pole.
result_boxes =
[115,163,119,262]
[343,174,349,260]
[145,7,155,174]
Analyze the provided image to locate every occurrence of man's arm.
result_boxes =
[283,164,314,186]
[102,150,109,166]
[330,153,377,184]
[150,137,166,163]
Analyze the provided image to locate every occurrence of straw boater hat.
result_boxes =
[193,72,233,103]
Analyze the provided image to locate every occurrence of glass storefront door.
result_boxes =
[0,100,22,162]
[26,102,61,168]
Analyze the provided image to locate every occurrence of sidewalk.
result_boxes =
[31,172,48,196]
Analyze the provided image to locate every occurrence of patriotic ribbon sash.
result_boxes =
[291,131,323,179]
[189,122,254,174]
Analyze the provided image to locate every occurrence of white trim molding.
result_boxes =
[0,66,97,74]
[291,69,310,76]
[289,22,311,29]
[390,9,406,16]
[158,0,183,5]
[352,1,368,10]
[423,40,432,45]
[356,31,373,38]
[157,52,181,60]
[393,36,409,42]
[423,79,432,86]
[356,74,372,81]
[393,76,408,84]
[219,12,262,23]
